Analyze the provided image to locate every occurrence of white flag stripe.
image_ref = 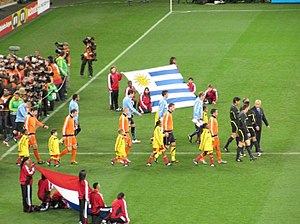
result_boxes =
[152,100,195,112]
[151,92,194,102]
[151,83,191,92]
[151,73,183,82]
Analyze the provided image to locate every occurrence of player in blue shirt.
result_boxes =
[122,90,142,143]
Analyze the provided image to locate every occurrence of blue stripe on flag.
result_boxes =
[149,69,179,77]
[152,96,196,107]
[151,88,192,96]
[155,79,185,86]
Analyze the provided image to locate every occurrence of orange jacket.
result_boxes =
[24,113,45,134]
[62,115,75,136]
[208,116,218,137]
[119,113,129,133]
[163,110,173,131]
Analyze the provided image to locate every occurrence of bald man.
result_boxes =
[251,100,270,152]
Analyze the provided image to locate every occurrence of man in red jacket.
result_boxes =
[19,157,35,213]
[110,192,130,223]
[90,182,111,224]
[108,66,123,111]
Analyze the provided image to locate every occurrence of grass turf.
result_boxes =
[0,1,300,223]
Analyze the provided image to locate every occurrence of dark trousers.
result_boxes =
[80,58,93,76]
[79,199,87,224]
[21,184,32,212]
[255,127,262,149]
[49,100,55,111]
[110,90,119,110]
[91,214,101,224]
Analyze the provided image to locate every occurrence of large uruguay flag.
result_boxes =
[123,64,196,112]
[36,166,91,212]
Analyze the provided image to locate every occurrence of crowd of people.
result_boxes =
[20,163,130,224]
[5,46,270,224]
[0,43,71,147]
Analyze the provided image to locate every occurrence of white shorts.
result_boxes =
[192,118,203,128]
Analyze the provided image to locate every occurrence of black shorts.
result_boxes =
[237,129,249,142]
[231,121,238,133]
[15,122,24,132]
[247,127,256,138]
[128,117,135,126]
[164,131,176,145]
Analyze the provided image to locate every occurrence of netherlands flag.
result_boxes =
[123,64,196,112]
[36,166,91,212]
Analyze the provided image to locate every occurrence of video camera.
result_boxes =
[82,36,97,61]
[55,42,70,57]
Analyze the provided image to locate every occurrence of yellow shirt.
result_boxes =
[115,134,126,157]
[18,134,29,157]
[203,111,208,124]
[199,128,213,152]
[152,126,165,149]
[48,135,63,155]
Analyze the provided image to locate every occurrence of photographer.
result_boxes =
[80,37,97,78]
[55,51,68,100]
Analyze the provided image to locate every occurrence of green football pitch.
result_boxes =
[0,1,300,223]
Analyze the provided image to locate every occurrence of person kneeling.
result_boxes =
[110,192,130,224]
[90,182,111,224]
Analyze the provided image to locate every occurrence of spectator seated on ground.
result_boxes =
[204,84,218,104]
[138,87,152,113]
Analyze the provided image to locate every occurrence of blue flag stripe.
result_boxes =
[149,69,179,77]
[152,97,196,107]
[150,88,192,96]
[155,79,185,86]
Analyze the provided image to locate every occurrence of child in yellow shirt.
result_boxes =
[111,129,128,167]
[17,129,29,165]
[47,129,63,167]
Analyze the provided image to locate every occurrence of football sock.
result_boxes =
[33,149,42,162]
[163,155,169,164]
[216,147,222,162]
[123,159,128,165]
[71,149,77,161]
[112,157,118,162]
[170,146,176,161]
[131,127,136,140]
[60,149,69,158]
[147,155,153,164]
[253,141,260,152]
[209,154,214,165]
[16,157,22,164]
[195,154,203,162]
[246,145,253,158]
[125,146,131,156]
[224,136,233,148]
[236,147,243,159]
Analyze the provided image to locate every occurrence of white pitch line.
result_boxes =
[0,10,172,161]
[172,9,300,14]
[8,152,300,155]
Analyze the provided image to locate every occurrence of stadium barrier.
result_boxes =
[0,0,50,38]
